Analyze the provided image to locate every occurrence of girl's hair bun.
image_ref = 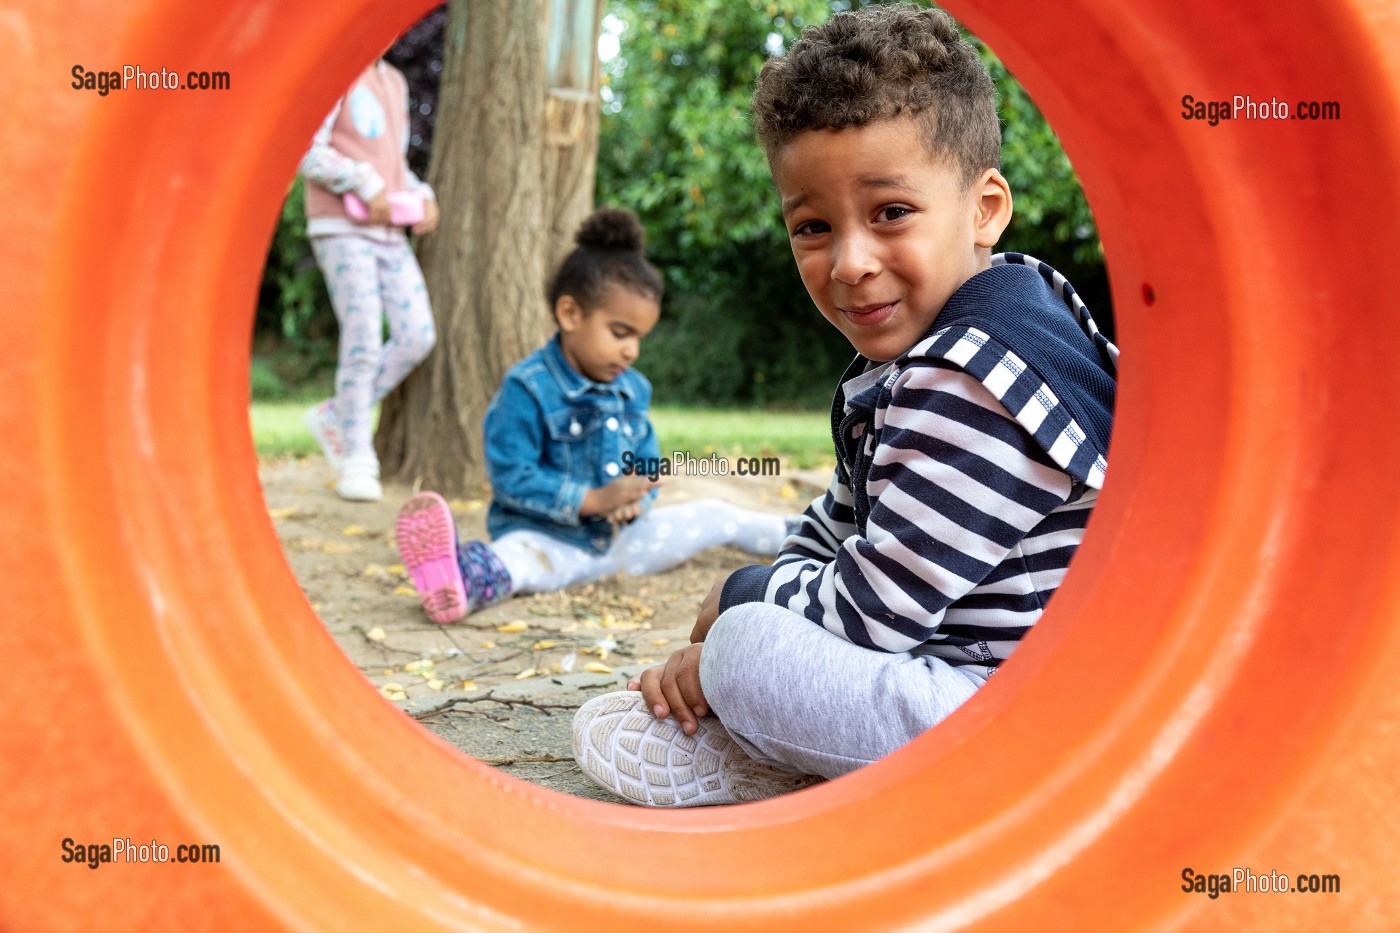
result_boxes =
[575,207,646,253]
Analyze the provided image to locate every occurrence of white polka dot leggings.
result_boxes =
[310,234,436,463]
[489,499,789,594]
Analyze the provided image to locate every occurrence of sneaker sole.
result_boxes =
[395,493,467,624]
[573,692,821,807]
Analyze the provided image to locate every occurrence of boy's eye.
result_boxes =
[791,219,830,238]
[876,205,913,223]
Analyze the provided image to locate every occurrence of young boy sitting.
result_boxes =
[572,2,1118,807]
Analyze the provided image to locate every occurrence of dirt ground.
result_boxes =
[258,454,829,802]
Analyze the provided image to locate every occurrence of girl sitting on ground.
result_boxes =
[394,208,792,622]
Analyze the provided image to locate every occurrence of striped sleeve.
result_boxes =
[733,363,1078,652]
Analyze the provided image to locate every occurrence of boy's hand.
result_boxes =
[412,198,439,235]
[690,578,726,643]
[628,645,707,736]
[580,474,658,517]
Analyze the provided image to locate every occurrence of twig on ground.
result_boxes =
[410,690,582,721]
[477,755,571,765]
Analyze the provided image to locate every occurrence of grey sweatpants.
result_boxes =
[699,602,985,780]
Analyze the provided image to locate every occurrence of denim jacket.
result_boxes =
[484,334,661,553]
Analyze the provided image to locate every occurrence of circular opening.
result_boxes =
[250,4,1118,814]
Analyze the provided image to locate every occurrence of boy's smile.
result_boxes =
[772,115,1011,362]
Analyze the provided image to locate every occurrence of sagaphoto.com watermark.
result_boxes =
[72,64,231,96]
[1180,94,1340,126]
[620,450,781,482]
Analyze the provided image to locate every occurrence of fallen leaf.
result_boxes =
[636,657,655,664]
[403,659,433,673]
[479,641,496,649]
[394,586,416,597]
[387,563,407,576]
[460,680,478,691]
[514,667,538,680]
[560,622,579,633]
[341,525,369,536]
[496,620,528,634]
[532,640,558,651]
[379,682,406,697]
[584,662,612,674]
[779,483,799,500]
[426,678,445,691]
[320,541,355,554]
[366,626,387,642]
[268,506,300,520]
[650,638,670,647]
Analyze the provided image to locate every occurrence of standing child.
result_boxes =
[572,3,1119,807]
[394,208,793,623]
[300,57,439,502]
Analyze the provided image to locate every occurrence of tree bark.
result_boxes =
[377,0,603,495]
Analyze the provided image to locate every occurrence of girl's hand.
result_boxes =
[412,198,439,235]
[604,502,641,526]
[581,475,658,516]
[629,645,707,736]
[364,191,392,225]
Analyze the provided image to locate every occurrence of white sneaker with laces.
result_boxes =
[573,691,822,807]
[337,455,382,502]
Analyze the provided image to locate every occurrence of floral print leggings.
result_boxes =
[310,234,436,463]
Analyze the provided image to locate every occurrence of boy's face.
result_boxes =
[772,115,1011,362]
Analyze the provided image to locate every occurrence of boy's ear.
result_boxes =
[555,294,583,332]
[972,168,1013,249]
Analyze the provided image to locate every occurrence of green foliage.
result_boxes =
[254,178,339,393]
[597,0,1111,408]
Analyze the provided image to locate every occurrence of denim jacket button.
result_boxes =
[569,420,582,436]
[605,416,619,431]
[604,462,620,477]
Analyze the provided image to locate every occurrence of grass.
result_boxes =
[249,401,833,467]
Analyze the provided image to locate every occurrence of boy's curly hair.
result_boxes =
[751,3,1000,186]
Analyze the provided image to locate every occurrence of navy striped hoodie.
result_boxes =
[718,254,1118,680]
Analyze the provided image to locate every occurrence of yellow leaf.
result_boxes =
[340,525,368,536]
[382,669,395,676]
[379,682,406,697]
[321,541,355,554]
[268,506,300,519]
[779,483,799,500]
[560,622,579,633]
[479,641,496,649]
[532,640,558,651]
[636,658,655,665]
[651,638,670,647]
[460,680,477,691]
[584,662,612,674]
[426,678,445,691]
[496,620,528,634]
[514,667,538,680]
[366,626,387,642]
[403,659,433,673]
[394,585,416,597]
[448,498,486,512]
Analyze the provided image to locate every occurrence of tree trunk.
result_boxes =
[376,0,603,495]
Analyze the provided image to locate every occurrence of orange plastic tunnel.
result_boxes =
[4,0,1399,929]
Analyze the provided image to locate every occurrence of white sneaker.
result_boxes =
[337,455,382,502]
[572,691,822,807]
[304,399,347,471]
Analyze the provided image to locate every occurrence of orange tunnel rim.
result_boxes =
[11,0,1400,929]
